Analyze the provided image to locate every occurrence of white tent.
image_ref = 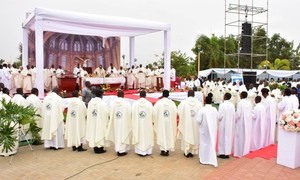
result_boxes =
[199,68,299,78]
[22,7,171,97]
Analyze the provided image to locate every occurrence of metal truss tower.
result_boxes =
[224,0,269,70]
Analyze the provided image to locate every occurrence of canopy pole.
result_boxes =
[129,36,135,67]
[22,28,29,68]
[35,22,45,98]
[163,30,171,90]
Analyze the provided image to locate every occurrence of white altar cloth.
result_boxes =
[84,77,126,85]
[277,128,300,169]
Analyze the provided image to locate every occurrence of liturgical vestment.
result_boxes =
[65,98,87,147]
[234,99,252,157]
[251,102,266,151]
[177,97,202,155]
[218,100,235,156]
[153,97,177,152]
[41,92,65,149]
[86,97,110,148]
[197,104,218,167]
[106,97,132,153]
[132,98,154,155]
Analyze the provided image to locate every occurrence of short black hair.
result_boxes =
[31,88,39,95]
[224,92,232,100]
[162,90,169,98]
[140,90,146,98]
[187,90,195,97]
[93,88,104,98]
[261,88,269,95]
[255,96,262,104]
[205,96,212,104]
[240,91,248,99]
[16,88,23,95]
[284,88,291,96]
[117,90,124,98]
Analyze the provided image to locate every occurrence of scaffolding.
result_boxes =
[224,0,269,70]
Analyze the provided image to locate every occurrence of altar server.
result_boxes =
[217,92,235,159]
[261,88,277,146]
[234,91,252,157]
[86,88,110,154]
[21,65,33,93]
[25,88,43,128]
[196,94,218,167]
[177,90,202,157]
[11,88,26,106]
[106,90,132,156]
[250,96,266,151]
[65,90,87,152]
[41,87,65,150]
[132,90,154,157]
[153,90,177,156]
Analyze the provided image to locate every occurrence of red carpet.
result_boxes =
[244,144,277,160]
[125,94,159,105]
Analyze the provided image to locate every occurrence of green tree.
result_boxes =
[258,59,290,70]
[268,33,293,63]
[155,51,195,78]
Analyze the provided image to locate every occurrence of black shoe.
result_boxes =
[117,152,128,156]
[188,153,194,157]
[160,151,168,156]
[77,145,87,152]
[184,153,189,158]
[217,155,226,159]
[72,146,77,151]
[224,155,230,159]
[137,154,147,157]
[94,147,106,154]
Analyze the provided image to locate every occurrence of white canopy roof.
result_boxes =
[23,7,171,37]
[22,8,171,97]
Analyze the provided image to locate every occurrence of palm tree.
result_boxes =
[258,59,290,70]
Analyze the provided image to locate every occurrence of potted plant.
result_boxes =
[0,99,41,156]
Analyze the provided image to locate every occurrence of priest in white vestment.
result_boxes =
[197,95,218,167]
[177,90,202,157]
[250,96,266,151]
[21,65,33,93]
[11,88,26,106]
[86,88,110,154]
[65,90,87,152]
[126,65,137,89]
[25,88,43,129]
[106,90,132,156]
[278,88,294,121]
[234,91,252,157]
[218,93,235,159]
[132,90,154,157]
[261,88,277,146]
[136,64,146,89]
[93,64,106,78]
[41,88,65,150]
[153,90,177,156]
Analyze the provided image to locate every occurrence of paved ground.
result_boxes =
[1,141,299,180]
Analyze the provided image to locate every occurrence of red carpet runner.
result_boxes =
[244,144,277,160]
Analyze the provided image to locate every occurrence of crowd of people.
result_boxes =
[0,63,66,96]
[1,63,300,167]
[75,63,176,90]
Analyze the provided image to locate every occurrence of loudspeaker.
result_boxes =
[243,71,256,90]
[241,22,252,53]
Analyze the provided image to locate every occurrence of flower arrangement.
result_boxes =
[280,109,300,132]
